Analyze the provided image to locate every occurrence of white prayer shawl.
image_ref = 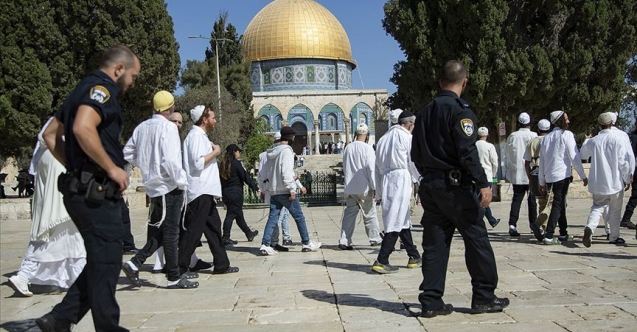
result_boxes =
[580,129,633,195]
[29,117,54,176]
[538,127,587,186]
[343,141,376,196]
[374,126,420,232]
[476,140,498,181]
[505,128,537,184]
[24,120,85,285]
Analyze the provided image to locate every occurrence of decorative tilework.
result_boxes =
[338,67,346,86]
[271,68,284,84]
[263,69,270,85]
[306,66,315,82]
[251,69,260,86]
[294,66,305,83]
[285,67,294,83]
[251,59,353,91]
[316,67,327,83]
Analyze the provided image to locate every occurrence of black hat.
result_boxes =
[226,143,243,153]
[398,110,414,119]
[280,126,296,141]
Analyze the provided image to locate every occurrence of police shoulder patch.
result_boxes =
[460,118,474,137]
[89,85,110,104]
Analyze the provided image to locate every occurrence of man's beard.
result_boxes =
[116,76,128,93]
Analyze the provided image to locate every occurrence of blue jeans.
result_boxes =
[271,207,291,245]
[262,194,310,246]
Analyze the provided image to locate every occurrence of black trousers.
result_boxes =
[222,187,251,239]
[52,193,128,332]
[130,189,183,281]
[377,229,419,265]
[179,195,230,274]
[622,169,637,222]
[120,198,136,249]
[418,182,498,311]
[508,184,537,227]
[545,178,571,238]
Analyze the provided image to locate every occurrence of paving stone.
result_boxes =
[1,200,636,332]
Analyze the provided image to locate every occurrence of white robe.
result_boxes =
[375,125,420,232]
[17,122,86,289]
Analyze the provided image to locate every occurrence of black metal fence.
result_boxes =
[243,171,337,205]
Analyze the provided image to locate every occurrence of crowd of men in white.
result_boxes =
[475,110,636,247]
[8,89,637,294]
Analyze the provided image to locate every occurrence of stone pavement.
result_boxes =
[1,198,636,331]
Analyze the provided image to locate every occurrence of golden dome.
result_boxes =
[243,0,356,68]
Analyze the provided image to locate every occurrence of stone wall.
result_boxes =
[0,163,595,221]
[0,166,148,221]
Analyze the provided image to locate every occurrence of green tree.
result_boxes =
[174,86,243,152]
[0,0,180,160]
[179,12,259,154]
[242,119,275,171]
[205,12,255,144]
[383,0,637,133]
[180,60,215,91]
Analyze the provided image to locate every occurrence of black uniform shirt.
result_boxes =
[411,90,489,188]
[55,70,125,171]
[221,159,259,192]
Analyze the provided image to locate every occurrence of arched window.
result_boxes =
[359,113,367,126]
[275,115,283,131]
[328,114,337,130]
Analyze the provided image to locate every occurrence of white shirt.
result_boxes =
[123,114,187,198]
[183,125,221,203]
[343,140,376,196]
[505,128,537,184]
[580,129,632,195]
[611,126,636,172]
[538,127,587,185]
[476,139,498,181]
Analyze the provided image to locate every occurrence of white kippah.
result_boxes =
[356,123,369,135]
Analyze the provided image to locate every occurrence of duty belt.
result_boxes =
[422,169,471,187]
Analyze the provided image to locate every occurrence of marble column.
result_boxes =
[344,118,351,144]
[313,120,320,155]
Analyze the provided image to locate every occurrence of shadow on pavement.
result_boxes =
[304,260,377,274]
[301,289,416,316]
[549,250,636,259]
[0,319,39,332]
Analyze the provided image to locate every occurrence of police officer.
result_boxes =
[411,60,509,318]
[37,45,140,332]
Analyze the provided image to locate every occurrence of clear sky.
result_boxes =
[165,0,404,94]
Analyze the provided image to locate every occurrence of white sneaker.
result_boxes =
[302,241,322,252]
[9,275,33,297]
[259,245,278,256]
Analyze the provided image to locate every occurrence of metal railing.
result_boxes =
[243,171,337,205]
